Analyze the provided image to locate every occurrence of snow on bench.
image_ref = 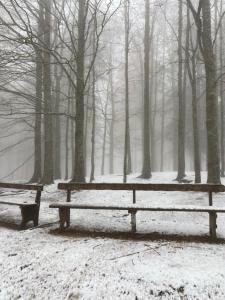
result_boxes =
[50,183,225,239]
[0,183,43,229]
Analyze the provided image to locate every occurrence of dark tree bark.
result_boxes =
[30,0,43,183]
[186,0,221,183]
[53,63,62,180]
[176,0,186,181]
[171,60,178,172]
[201,0,221,183]
[41,0,54,185]
[219,0,225,177]
[72,0,86,182]
[140,0,151,179]
[90,70,96,183]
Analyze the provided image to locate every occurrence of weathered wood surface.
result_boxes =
[58,183,225,193]
[0,201,37,207]
[49,203,225,213]
[0,183,43,229]
[0,182,43,191]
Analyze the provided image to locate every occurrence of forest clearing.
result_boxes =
[1,173,225,299]
[1,0,225,299]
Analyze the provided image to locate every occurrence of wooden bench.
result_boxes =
[0,182,43,229]
[50,183,225,239]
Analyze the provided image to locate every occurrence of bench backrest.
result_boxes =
[58,183,225,193]
[0,182,43,191]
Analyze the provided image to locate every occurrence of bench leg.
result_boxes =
[209,212,217,239]
[129,210,137,233]
[20,206,39,229]
[59,208,70,230]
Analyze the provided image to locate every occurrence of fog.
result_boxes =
[0,0,224,184]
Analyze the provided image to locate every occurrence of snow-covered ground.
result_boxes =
[0,173,225,299]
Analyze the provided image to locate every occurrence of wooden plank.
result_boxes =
[49,203,225,213]
[0,201,37,207]
[58,183,225,193]
[0,182,43,191]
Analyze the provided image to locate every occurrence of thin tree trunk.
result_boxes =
[109,48,115,174]
[90,25,96,182]
[101,102,108,175]
[123,0,132,183]
[160,33,166,172]
[65,87,71,180]
[176,0,186,181]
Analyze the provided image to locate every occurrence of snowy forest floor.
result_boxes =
[0,173,225,300]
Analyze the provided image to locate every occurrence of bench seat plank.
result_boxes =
[0,183,43,191]
[58,183,225,193]
[0,201,37,207]
[49,203,225,213]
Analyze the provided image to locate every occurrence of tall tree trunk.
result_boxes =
[191,57,201,183]
[150,32,156,172]
[109,48,115,174]
[84,76,91,175]
[65,88,71,180]
[41,0,54,185]
[90,26,96,183]
[186,7,201,183]
[53,64,62,180]
[123,0,132,183]
[90,72,96,182]
[220,0,225,177]
[72,0,86,182]
[176,0,186,181]
[30,0,43,183]
[171,60,178,171]
[141,0,151,179]
[160,33,166,172]
[101,101,108,175]
[201,0,221,183]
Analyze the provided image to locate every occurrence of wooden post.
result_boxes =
[129,210,137,233]
[208,191,217,239]
[67,190,71,202]
[208,191,213,206]
[35,190,42,206]
[59,207,70,229]
[133,190,136,204]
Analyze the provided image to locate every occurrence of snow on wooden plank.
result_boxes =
[0,182,43,191]
[58,183,225,192]
[49,203,225,213]
[0,200,37,206]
